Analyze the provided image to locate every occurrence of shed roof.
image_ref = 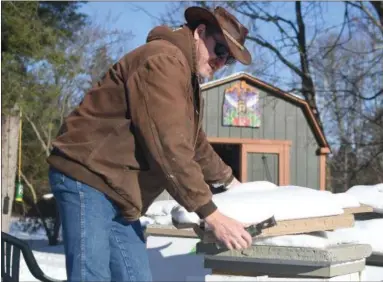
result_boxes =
[201,72,330,151]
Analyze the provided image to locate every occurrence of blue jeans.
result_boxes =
[49,167,152,282]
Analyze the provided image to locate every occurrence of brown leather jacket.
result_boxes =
[47,25,233,221]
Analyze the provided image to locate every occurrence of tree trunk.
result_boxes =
[370,1,383,28]
[295,1,324,131]
[1,112,20,232]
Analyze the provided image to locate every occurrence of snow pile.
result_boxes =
[140,215,173,226]
[10,217,62,241]
[227,181,279,192]
[171,182,345,225]
[19,250,67,281]
[141,200,178,226]
[42,193,54,200]
[322,191,360,208]
[252,219,383,255]
[145,200,178,217]
[7,217,383,282]
[327,219,383,254]
[345,183,383,213]
[146,182,383,226]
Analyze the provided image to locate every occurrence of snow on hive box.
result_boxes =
[171,182,349,226]
[345,183,383,213]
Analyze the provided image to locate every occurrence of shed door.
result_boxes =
[247,153,279,184]
[240,142,290,185]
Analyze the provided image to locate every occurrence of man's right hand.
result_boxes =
[204,210,252,250]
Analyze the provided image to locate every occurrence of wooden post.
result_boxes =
[1,110,21,232]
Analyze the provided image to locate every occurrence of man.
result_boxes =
[48,5,253,282]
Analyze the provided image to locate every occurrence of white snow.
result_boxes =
[187,274,268,281]
[252,219,383,255]
[189,268,381,281]
[227,181,279,192]
[19,249,67,281]
[147,236,210,281]
[7,216,383,282]
[7,182,383,281]
[327,219,383,254]
[345,183,383,213]
[145,200,178,217]
[172,182,345,225]
[42,193,54,200]
[323,191,360,208]
[12,231,210,282]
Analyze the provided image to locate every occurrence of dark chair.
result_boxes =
[1,232,65,282]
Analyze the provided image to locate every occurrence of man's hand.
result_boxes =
[204,210,252,250]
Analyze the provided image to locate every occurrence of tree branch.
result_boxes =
[24,113,49,156]
[347,1,383,34]
[20,171,37,203]
[247,35,305,77]
[323,5,350,58]
[236,3,299,50]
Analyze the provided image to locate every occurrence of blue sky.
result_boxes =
[79,2,346,47]
[79,2,176,50]
[78,2,347,88]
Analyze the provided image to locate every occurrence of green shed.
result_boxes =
[156,72,330,201]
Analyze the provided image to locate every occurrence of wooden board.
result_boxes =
[145,224,197,238]
[343,204,373,214]
[201,214,354,243]
[145,213,355,242]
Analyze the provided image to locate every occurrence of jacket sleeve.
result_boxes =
[127,53,217,219]
[194,129,234,187]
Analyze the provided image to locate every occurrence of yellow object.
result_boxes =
[15,110,23,202]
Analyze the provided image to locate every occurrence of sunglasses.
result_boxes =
[214,41,236,65]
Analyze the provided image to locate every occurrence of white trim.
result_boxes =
[200,71,305,101]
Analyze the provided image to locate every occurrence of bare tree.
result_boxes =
[157,1,383,189]
[313,30,383,191]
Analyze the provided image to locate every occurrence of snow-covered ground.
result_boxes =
[9,217,383,281]
[6,182,383,281]
[10,229,383,282]
[10,220,209,282]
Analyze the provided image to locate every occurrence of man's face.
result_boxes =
[194,24,234,78]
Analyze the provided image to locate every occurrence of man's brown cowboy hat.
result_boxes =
[185,6,252,65]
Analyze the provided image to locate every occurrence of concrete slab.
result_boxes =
[197,243,372,266]
[204,257,366,278]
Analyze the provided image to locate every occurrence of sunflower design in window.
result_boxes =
[222,81,261,127]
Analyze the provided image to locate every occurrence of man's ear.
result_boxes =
[193,24,206,41]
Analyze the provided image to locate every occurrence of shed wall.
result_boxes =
[202,79,320,189]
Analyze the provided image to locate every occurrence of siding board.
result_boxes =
[296,108,308,187]
[275,98,286,140]
[285,102,297,185]
[206,88,219,137]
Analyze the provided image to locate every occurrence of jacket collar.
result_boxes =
[146,25,197,75]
